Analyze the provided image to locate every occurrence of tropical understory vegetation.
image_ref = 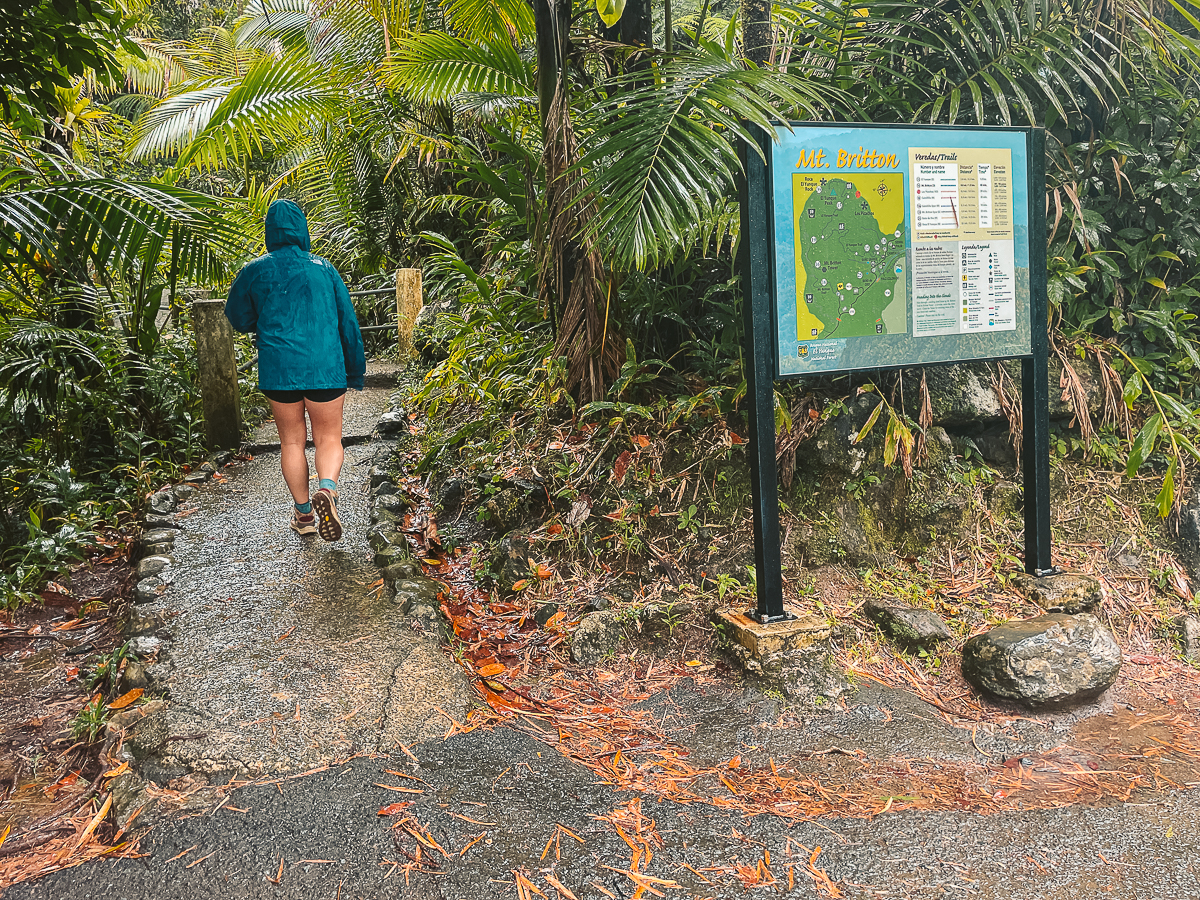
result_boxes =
[5,0,1200,612]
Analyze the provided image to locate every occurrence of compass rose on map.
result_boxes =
[875,181,891,199]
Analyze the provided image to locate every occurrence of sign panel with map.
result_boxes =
[770,124,1034,377]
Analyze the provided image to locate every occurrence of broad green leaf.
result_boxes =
[1126,413,1162,476]
[597,0,626,28]
[1144,276,1168,289]
[884,414,899,468]
[1156,458,1176,518]
[855,400,884,444]
[1122,372,1142,408]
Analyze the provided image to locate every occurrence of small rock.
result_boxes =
[374,543,414,569]
[140,528,177,546]
[1114,552,1142,570]
[134,576,170,604]
[372,480,398,498]
[584,595,612,613]
[1010,572,1103,614]
[375,493,409,514]
[136,555,173,580]
[369,466,393,489]
[533,602,560,626]
[147,490,177,515]
[863,598,953,647]
[212,450,233,466]
[490,532,531,594]
[173,484,197,500]
[392,577,443,614]
[119,660,150,691]
[110,700,168,757]
[377,409,406,435]
[126,611,161,636]
[371,506,402,528]
[437,478,467,512]
[1180,615,1200,660]
[199,461,217,475]
[961,613,1122,708]
[183,472,208,485]
[128,635,165,657]
[141,542,175,559]
[381,561,419,586]
[142,513,180,530]
[367,525,404,554]
[570,610,626,666]
[109,772,154,829]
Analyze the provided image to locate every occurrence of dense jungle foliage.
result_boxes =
[3,0,1200,606]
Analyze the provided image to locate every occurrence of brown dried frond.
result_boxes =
[914,369,933,467]
[1053,342,1095,452]
[776,393,822,490]
[993,363,1022,467]
[1093,343,1131,438]
[537,83,623,404]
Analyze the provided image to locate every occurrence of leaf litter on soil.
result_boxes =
[400,480,1200,814]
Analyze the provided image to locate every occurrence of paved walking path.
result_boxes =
[7,362,1200,899]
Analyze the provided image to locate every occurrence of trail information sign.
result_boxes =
[738,123,1050,623]
[771,125,1034,377]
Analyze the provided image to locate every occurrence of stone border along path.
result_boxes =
[111,362,472,823]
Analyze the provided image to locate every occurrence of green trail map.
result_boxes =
[792,174,907,340]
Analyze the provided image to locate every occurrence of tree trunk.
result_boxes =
[742,0,771,65]
[603,0,652,48]
[535,0,571,136]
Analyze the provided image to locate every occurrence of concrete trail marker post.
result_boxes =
[395,267,423,356]
[192,298,242,451]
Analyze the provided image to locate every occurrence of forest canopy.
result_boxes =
[3,0,1200,606]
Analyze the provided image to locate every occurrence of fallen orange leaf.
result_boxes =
[477,663,506,677]
[108,688,143,710]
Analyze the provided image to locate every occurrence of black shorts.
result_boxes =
[261,388,347,404]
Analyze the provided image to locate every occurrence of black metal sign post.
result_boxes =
[1021,128,1056,576]
[738,124,1054,623]
[738,127,790,623]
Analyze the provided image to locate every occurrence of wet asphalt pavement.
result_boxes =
[7,365,1200,899]
[11,683,1200,899]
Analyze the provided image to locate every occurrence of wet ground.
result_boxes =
[5,364,1200,898]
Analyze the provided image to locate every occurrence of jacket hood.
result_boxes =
[265,199,311,252]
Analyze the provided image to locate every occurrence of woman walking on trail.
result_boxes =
[225,199,365,541]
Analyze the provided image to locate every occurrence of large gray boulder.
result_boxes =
[961,613,1122,708]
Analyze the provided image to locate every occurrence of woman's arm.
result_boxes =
[333,270,366,390]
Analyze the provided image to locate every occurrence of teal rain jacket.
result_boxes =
[225,200,366,391]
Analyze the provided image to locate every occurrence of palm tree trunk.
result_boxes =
[742,0,771,65]
[535,0,571,136]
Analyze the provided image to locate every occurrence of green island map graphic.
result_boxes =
[793,174,907,340]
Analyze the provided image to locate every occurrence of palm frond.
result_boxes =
[577,49,835,270]
[128,53,342,172]
[381,33,535,104]
[0,128,241,286]
[442,0,535,45]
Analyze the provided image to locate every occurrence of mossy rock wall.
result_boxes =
[787,393,1011,567]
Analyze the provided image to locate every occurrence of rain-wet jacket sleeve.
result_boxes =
[225,264,258,334]
[333,270,365,390]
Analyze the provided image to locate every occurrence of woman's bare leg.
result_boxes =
[305,394,345,487]
[270,399,311,505]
